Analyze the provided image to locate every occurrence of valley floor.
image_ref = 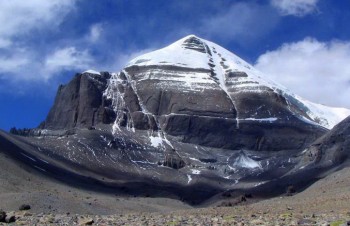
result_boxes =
[1,142,350,225]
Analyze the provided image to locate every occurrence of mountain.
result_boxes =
[41,35,350,151]
[2,35,350,204]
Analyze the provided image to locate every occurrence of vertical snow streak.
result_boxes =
[207,45,240,129]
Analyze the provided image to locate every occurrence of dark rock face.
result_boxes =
[115,63,325,151]
[41,72,115,130]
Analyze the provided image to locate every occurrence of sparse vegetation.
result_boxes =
[330,220,345,226]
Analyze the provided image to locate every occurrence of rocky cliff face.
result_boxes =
[41,71,116,129]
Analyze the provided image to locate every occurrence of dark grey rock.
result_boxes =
[41,72,113,130]
[163,152,186,169]
[19,204,31,211]
[131,111,157,130]
[5,215,15,223]
[0,210,6,222]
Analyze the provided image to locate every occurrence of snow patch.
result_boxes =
[241,117,278,122]
[232,152,262,169]
[83,69,100,75]
[128,35,210,69]
[187,174,192,184]
[294,96,350,129]
[149,136,163,148]
[191,169,201,175]
[254,181,267,187]
[189,157,200,162]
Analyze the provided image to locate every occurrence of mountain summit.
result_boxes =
[4,35,350,203]
[127,35,349,129]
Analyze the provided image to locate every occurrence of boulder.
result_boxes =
[19,204,31,211]
[163,152,186,169]
[0,210,6,222]
[5,214,15,223]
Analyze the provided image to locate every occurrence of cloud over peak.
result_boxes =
[255,37,350,108]
[44,47,94,76]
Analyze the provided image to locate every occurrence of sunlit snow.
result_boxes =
[124,34,350,129]
[233,152,262,169]
[83,69,101,75]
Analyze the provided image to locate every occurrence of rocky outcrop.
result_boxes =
[163,152,186,169]
[302,115,350,166]
[41,71,116,130]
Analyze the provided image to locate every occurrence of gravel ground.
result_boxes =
[2,209,350,225]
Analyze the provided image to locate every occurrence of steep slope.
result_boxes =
[298,115,350,169]
[0,130,191,213]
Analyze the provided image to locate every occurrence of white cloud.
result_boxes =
[44,47,94,76]
[201,2,279,43]
[0,0,75,46]
[0,48,29,72]
[0,46,93,82]
[0,38,12,48]
[0,0,78,83]
[270,0,319,17]
[87,24,104,43]
[255,37,350,108]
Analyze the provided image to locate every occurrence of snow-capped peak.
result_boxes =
[126,35,350,129]
[128,35,211,69]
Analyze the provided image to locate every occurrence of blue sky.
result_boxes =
[0,0,350,131]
